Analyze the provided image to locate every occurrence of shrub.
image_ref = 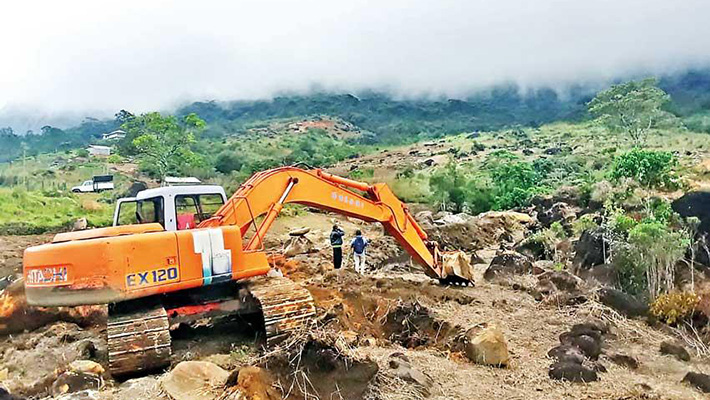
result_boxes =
[215,152,243,174]
[609,149,677,190]
[650,291,699,325]
[626,221,690,299]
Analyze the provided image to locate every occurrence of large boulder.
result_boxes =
[683,372,710,393]
[548,362,598,382]
[660,341,691,362]
[536,202,577,229]
[464,325,509,367]
[573,229,606,271]
[597,288,649,318]
[672,191,710,234]
[483,251,533,281]
[51,371,102,397]
[283,235,315,257]
[425,211,535,252]
[160,361,230,400]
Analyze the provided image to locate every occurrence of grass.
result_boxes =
[0,188,113,234]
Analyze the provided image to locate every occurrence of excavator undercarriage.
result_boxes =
[106,276,315,376]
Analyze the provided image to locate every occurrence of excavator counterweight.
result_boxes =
[23,166,472,376]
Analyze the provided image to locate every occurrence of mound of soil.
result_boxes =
[263,336,378,400]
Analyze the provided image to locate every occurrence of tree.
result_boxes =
[588,78,681,146]
[124,112,206,181]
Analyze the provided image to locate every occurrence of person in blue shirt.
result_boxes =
[350,229,369,274]
[329,225,345,269]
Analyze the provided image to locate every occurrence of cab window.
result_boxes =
[175,194,225,230]
[116,197,165,227]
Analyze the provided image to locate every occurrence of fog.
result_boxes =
[1,0,710,126]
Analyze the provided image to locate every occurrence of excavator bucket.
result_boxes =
[439,251,474,285]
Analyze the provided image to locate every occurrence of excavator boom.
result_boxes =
[199,166,466,281]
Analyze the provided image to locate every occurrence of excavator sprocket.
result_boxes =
[107,304,172,377]
[246,276,316,346]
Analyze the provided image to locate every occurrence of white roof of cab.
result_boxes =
[135,185,227,200]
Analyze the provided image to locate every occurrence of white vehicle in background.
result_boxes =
[71,175,115,193]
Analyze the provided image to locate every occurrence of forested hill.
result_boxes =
[177,86,589,143]
[2,68,710,162]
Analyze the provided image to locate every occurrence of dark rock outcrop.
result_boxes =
[660,341,691,362]
[573,229,606,270]
[683,372,710,393]
[484,252,533,281]
[597,288,649,318]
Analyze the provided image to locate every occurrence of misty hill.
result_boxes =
[1,68,710,163]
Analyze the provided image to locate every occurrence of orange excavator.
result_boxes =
[23,166,472,376]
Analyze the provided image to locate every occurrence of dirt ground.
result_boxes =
[1,213,709,399]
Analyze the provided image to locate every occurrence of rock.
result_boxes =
[425,211,534,252]
[597,288,649,318]
[544,147,563,155]
[414,211,435,230]
[288,227,311,236]
[225,366,281,400]
[283,235,315,257]
[0,388,22,400]
[464,325,509,367]
[160,361,229,400]
[575,263,617,288]
[484,251,533,281]
[660,341,691,362]
[388,353,433,393]
[68,360,104,375]
[682,372,710,393]
[560,333,601,360]
[549,362,598,382]
[573,229,606,270]
[672,191,710,235]
[72,218,88,231]
[547,345,585,364]
[515,239,548,260]
[537,202,577,229]
[538,270,581,292]
[433,213,472,226]
[51,372,102,397]
[441,251,474,282]
[123,181,148,198]
[608,353,639,369]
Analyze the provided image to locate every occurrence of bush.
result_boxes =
[626,221,690,299]
[650,291,699,325]
[490,161,544,209]
[215,152,243,174]
[75,149,90,158]
[429,162,493,214]
[610,149,677,190]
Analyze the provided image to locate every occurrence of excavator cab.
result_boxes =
[113,185,227,231]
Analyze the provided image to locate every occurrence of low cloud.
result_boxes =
[1,0,709,120]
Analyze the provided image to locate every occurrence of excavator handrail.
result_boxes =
[198,166,458,280]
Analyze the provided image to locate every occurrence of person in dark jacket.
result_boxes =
[351,229,369,274]
[330,225,345,269]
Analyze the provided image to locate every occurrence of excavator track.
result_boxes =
[246,276,316,346]
[107,304,172,377]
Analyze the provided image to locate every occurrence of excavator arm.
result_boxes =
[199,166,471,283]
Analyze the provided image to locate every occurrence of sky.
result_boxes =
[1,0,710,125]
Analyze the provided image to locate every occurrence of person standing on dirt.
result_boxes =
[330,224,345,269]
[351,229,369,274]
